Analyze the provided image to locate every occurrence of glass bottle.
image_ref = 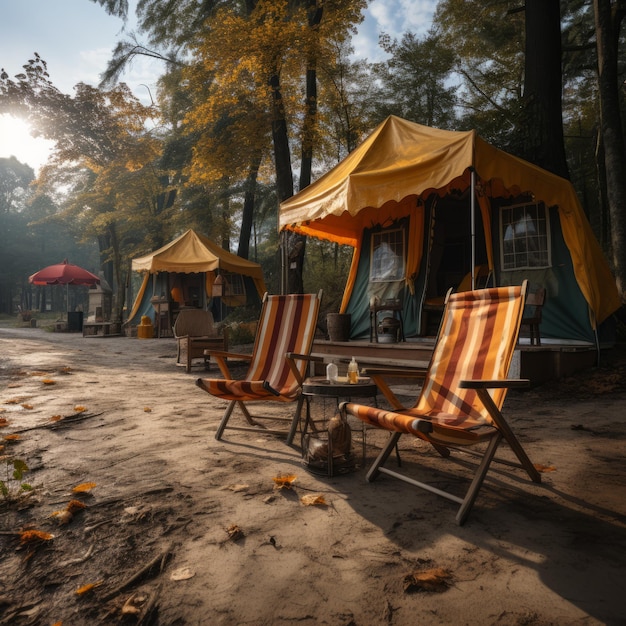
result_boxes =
[348,357,359,384]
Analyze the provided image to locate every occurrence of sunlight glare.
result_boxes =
[0,114,54,172]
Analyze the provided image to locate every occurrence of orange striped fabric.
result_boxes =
[346,286,525,440]
[197,293,321,402]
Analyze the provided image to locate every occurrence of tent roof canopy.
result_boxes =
[132,229,266,297]
[279,116,584,245]
[279,115,620,326]
[132,229,264,279]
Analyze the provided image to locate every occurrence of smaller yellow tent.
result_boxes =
[128,229,266,323]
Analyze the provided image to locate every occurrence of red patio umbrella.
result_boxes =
[28,259,101,286]
[29,259,100,315]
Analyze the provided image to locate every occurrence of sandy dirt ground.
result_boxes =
[1,324,625,626]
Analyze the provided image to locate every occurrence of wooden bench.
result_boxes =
[82,322,122,337]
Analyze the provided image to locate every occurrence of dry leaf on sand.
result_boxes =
[272,474,296,489]
[403,567,452,593]
[534,463,557,472]
[226,524,245,541]
[170,567,195,581]
[300,494,327,506]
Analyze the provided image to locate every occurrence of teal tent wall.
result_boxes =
[344,203,600,343]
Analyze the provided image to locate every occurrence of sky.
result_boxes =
[0,0,436,173]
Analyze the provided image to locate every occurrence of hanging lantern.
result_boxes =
[212,274,226,297]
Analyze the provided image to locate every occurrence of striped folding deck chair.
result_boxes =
[196,291,322,444]
[341,281,541,525]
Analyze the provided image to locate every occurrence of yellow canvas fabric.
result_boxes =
[131,229,267,298]
[279,116,620,326]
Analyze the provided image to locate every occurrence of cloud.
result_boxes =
[352,0,436,62]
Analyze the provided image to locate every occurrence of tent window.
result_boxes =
[221,272,246,297]
[370,228,405,282]
[500,203,551,270]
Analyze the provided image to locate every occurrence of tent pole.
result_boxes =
[280,231,287,295]
[470,168,476,289]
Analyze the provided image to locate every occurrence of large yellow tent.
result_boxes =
[280,116,619,339]
[128,229,266,323]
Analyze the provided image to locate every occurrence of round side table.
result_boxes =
[302,376,379,466]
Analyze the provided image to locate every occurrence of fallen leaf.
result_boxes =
[3,434,20,442]
[19,529,54,545]
[143,407,152,412]
[226,524,245,541]
[73,405,87,413]
[72,482,97,493]
[0,417,10,427]
[49,415,63,422]
[67,499,87,514]
[75,581,103,595]
[51,510,73,525]
[272,474,297,489]
[403,568,452,593]
[21,404,34,410]
[534,463,557,473]
[42,379,56,385]
[226,484,249,492]
[300,494,327,506]
[170,567,195,581]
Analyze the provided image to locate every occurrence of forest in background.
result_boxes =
[1,0,624,323]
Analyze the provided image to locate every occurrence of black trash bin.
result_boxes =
[67,311,84,332]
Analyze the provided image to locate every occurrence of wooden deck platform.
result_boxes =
[312,338,599,386]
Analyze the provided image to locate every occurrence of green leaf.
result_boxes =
[20,483,33,492]
[0,481,8,497]
[12,459,28,481]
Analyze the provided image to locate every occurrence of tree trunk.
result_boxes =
[237,157,260,260]
[284,0,325,295]
[522,0,569,178]
[107,222,126,322]
[269,65,298,293]
[269,71,294,204]
[594,0,626,302]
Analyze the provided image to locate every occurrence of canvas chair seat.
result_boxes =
[346,404,493,440]
[341,282,541,525]
[198,378,300,402]
[196,291,323,444]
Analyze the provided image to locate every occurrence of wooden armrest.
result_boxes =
[364,367,428,378]
[204,350,252,361]
[284,352,321,386]
[286,352,324,362]
[459,379,530,390]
